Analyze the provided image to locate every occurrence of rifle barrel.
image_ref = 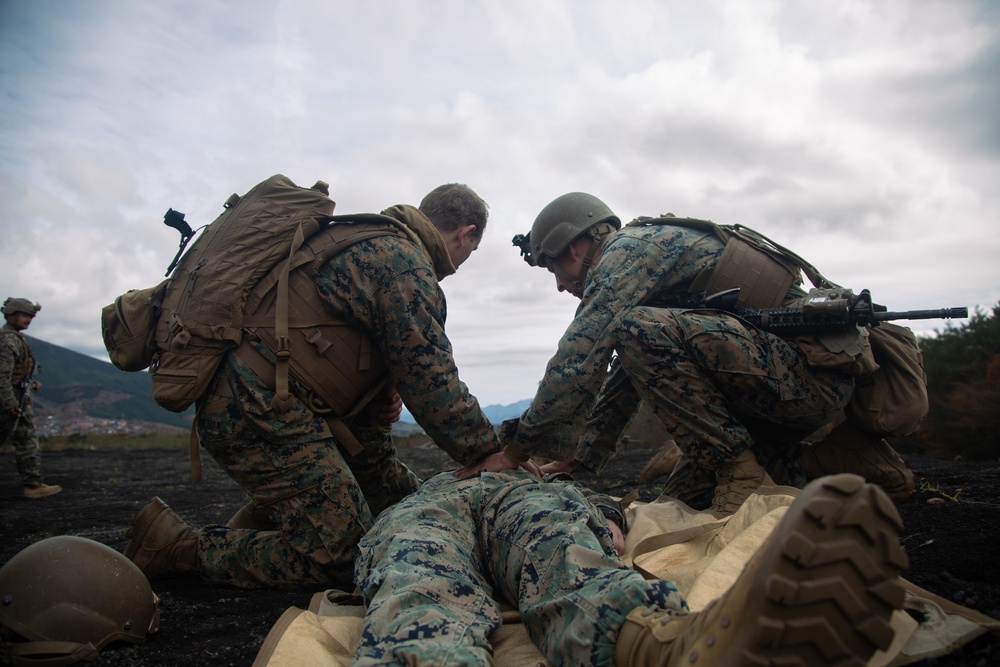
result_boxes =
[874,307,968,322]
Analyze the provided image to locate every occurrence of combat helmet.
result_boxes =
[0,535,160,666]
[512,192,620,297]
[1,298,41,317]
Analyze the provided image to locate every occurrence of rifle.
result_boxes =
[692,287,968,335]
[3,376,34,443]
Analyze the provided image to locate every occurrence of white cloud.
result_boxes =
[1,0,997,405]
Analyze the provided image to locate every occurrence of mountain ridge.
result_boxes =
[23,336,532,433]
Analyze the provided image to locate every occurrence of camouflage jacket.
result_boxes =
[506,222,725,470]
[222,205,499,466]
[0,323,36,412]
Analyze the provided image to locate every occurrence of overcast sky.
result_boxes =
[1,0,997,407]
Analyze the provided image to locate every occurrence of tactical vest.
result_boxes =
[0,330,35,385]
[626,215,826,310]
[236,215,410,428]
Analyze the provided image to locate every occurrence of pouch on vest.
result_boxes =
[846,322,928,436]
[101,280,168,372]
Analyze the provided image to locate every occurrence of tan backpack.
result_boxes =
[149,174,338,412]
[101,174,406,420]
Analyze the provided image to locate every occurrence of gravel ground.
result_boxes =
[1,444,997,666]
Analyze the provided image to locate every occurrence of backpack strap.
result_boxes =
[270,222,308,412]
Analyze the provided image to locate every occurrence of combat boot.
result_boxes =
[709,449,772,516]
[124,497,199,577]
[802,423,915,503]
[24,483,62,499]
[615,473,908,667]
[638,439,683,484]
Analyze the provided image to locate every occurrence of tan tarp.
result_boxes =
[253,485,998,667]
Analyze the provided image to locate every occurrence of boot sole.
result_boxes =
[24,485,62,499]
[123,496,171,566]
[731,473,908,666]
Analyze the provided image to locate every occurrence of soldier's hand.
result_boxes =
[5,406,20,418]
[376,384,402,424]
[454,452,541,479]
[539,460,575,476]
[32,380,41,393]
[608,519,626,556]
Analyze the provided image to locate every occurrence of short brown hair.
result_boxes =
[419,184,489,239]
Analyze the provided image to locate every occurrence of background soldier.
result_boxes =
[1,297,62,499]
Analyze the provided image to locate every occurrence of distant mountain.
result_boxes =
[24,336,192,428]
[399,398,530,427]
[23,335,534,434]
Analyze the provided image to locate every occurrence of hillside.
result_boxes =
[25,336,192,430]
[23,336,537,436]
[399,398,532,428]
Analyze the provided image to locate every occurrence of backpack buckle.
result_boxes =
[274,335,291,359]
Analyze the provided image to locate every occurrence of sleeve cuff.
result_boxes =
[502,445,531,463]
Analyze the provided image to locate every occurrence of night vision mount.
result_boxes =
[512,232,536,267]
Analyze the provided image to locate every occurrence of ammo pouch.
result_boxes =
[775,288,878,375]
[794,296,928,436]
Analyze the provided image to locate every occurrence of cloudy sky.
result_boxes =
[1,0,997,408]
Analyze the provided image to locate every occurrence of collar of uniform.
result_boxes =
[381,204,457,280]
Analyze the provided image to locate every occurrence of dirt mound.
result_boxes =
[1,445,997,665]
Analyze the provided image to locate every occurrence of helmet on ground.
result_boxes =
[0,535,160,666]
[521,192,620,268]
[1,298,41,317]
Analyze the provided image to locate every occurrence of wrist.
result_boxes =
[502,445,530,463]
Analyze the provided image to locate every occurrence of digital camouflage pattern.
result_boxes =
[507,223,855,492]
[192,205,499,588]
[354,470,687,667]
[0,324,44,487]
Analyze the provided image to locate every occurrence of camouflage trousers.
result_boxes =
[615,308,855,495]
[0,400,43,487]
[194,392,419,589]
[354,471,687,667]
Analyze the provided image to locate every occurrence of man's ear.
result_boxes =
[565,236,586,261]
[456,224,477,247]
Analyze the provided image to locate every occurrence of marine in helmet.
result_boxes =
[466,193,909,514]
[0,535,159,664]
[1,297,61,499]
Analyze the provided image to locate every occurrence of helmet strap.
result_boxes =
[575,224,616,297]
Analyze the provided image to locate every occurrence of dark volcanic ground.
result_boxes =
[1,444,998,666]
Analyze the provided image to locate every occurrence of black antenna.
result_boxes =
[163,208,195,277]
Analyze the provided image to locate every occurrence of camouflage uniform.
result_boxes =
[506,223,855,503]
[354,470,687,667]
[193,205,499,589]
[0,324,45,487]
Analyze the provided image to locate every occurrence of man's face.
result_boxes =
[548,243,586,297]
[7,312,34,331]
